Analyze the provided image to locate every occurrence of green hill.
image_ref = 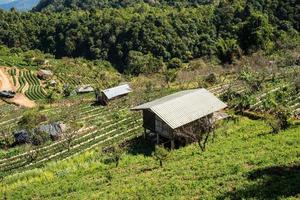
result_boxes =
[2,118,300,199]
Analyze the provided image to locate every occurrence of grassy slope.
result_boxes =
[1,118,300,200]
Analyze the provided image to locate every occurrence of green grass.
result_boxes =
[1,118,299,199]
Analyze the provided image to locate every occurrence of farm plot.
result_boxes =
[0,101,142,176]
[18,70,47,100]
[1,79,296,177]
[5,68,47,100]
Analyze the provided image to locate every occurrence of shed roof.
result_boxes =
[132,88,227,129]
[102,84,132,100]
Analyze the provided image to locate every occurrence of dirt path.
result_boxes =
[0,67,36,108]
[0,68,14,91]
[5,93,36,108]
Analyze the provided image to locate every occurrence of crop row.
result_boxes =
[0,105,127,162]
[7,68,17,86]
[17,76,26,93]
[25,85,47,100]
[56,73,99,87]
[23,71,40,86]
[1,115,142,176]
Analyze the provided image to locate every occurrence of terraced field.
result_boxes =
[0,75,298,177]
[6,69,47,100]
[0,100,143,177]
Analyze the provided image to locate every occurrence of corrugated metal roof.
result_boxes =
[132,89,227,129]
[102,84,132,100]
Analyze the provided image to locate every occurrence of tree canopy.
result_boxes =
[0,0,298,74]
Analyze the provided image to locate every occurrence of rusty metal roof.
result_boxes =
[132,88,227,129]
[102,84,132,100]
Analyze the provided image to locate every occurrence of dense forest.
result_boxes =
[33,0,213,12]
[0,0,299,73]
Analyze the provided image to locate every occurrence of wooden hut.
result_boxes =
[96,84,132,106]
[132,88,227,148]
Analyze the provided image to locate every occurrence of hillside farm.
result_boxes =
[0,63,299,178]
[0,0,300,198]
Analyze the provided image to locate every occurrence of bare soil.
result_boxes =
[0,67,36,108]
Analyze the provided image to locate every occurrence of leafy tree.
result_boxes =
[215,38,240,63]
[125,51,163,74]
[239,11,274,53]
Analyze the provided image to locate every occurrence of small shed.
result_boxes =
[132,88,227,148]
[37,69,53,80]
[76,85,94,94]
[96,84,132,105]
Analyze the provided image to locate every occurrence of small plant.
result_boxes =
[235,91,256,112]
[152,145,169,167]
[112,145,123,167]
[25,144,39,163]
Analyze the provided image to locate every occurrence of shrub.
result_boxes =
[163,69,177,87]
[18,110,47,131]
[265,106,291,134]
[167,58,183,69]
[205,73,217,84]
[31,130,50,146]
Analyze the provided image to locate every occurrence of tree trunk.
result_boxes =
[160,160,163,167]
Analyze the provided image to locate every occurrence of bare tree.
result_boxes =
[0,125,13,150]
[61,120,82,152]
[60,107,83,152]
[25,144,39,163]
[175,116,215,152]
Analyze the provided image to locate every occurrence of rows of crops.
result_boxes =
[15,70,47,100]
[7,68,17,86]
[249,83,300,115]
[16,71,26,93]
[56,73,99,87]
[0,77,298,177]
[0,81,258,177]
[0,57,29,68]
[0,101,143,176]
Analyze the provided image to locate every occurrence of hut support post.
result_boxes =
[156,133,160,144]
[171,139,175,150]
[143,128,147,139]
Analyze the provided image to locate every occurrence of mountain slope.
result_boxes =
[2,118,300,199]
[0,0,39,11]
